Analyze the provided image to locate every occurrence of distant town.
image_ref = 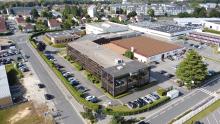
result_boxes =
[0,0,220,124]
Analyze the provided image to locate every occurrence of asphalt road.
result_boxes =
[8,34,85,124]
[147,90,209,124]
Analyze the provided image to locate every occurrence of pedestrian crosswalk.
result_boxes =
[199,88,214,96]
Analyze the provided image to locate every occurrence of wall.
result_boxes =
[203,21,220,31]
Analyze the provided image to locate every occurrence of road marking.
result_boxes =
[207,117,211,124]
[117,99,124,105]
[98,95,105,98]
[199,88,214,96]
[212,113,219,124]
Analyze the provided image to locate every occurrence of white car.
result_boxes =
[85,96,96,101]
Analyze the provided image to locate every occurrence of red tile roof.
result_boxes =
[48,19,60,27]
[0,17,7,33]
[111,36,183,57]
[24,23,33,30]
[16,16,25,24]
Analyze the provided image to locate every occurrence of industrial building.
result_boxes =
[202,20,220,31]
[45,31,80,44]
[0,65,13,108]
[188,32,220,45]
[107,36,184,63]
[67,35,150,96]
[128,21,194,40]
[86,22,129,34]
[173,18,220,26]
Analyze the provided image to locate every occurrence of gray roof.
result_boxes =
[68,35,132,68]
[46,31,76,38]
[86,22,129,34]
[0,65,11,99]
[130,21,193,34]
[103,60,148,77]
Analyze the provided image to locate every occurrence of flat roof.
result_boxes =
[86,22,129,33]
[111,36,183,57]
[130,21,193,33]
[207,20,220,24]
[46,31,75,38]
[0,65,11,99]
[68,35,132,68]
[103,60,148,77]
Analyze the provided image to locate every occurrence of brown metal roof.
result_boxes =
[111,36,183,57]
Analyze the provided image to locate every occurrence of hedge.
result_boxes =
[0,31,13,36]
[103,96,170,116]
[73,62,83,71]
[29,32,100,111]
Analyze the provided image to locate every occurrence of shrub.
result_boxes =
[157,88,167,96]
[74,62,83,71]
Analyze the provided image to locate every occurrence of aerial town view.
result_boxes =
[1,0,220,124]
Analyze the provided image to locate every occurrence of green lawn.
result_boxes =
[203,28,220,35]
[184,100,220,124]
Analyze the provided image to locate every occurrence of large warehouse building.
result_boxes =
[0,65,13,108]
[106,36,184,63]
[86,22,129,35]
[67,35,150,96]
[128,21,195,40]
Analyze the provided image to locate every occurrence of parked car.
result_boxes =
[37,83,45,88]
[143,96,153,103]
[70,79,79,86]
[160,70,167,74]
[85,96,98,103]
[127,101,137,109]
[76,86,89,93]
[44,94,54,100]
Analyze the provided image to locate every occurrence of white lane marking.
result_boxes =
[98,95,105,98]
[212,113,219,124]
[207,116,211,124]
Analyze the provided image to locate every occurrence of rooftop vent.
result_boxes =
[117,66,123,70]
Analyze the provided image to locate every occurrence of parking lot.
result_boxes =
[201,107,220,124]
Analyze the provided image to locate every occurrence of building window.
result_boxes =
[210,26,212,29]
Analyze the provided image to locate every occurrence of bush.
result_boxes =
[86,71,100,84]
[157,88,167,96]
[73,62,83,71]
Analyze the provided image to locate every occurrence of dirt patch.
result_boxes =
[9,107,31,124]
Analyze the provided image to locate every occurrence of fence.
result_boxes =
[173,94,220,124]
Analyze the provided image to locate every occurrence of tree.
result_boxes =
[127,11,137,18]
[40,10,48,17]
[147,8,154,17]
[193,7,207,17]
[37,42,46,51]
[30,8,39,19]
[177,12,191,18]
[18,25,23,31]
[176,50,208,89]
[110,115,125,124]
[25,17,31,23]
[124,50,134,59]
[209,9,220,17]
